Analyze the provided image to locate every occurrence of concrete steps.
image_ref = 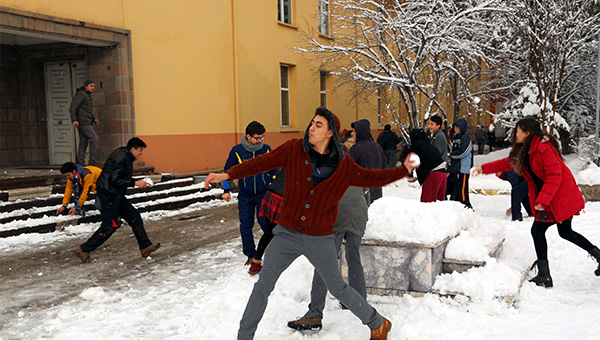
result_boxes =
[0,177,216,238]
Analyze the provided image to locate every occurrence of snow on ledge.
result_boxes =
[444,216,505,262]
[364,197,472,244]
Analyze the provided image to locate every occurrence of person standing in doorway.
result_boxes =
[222,121,277,266]
[70,78,99,166]
[73,137,161,263]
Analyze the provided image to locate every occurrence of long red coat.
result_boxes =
[482,135,584,223]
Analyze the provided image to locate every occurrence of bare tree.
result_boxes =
[297,0,510,128]
[507,0,600,134]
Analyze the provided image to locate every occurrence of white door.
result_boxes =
[44,61,86,165]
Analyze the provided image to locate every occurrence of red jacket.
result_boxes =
[482,135,584,222]
[226,138,410,236]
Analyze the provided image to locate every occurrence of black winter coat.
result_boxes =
[69,87,95,126]
[350,119,387,201]
[96,147,136,195]
[377,130,400,151]
[409,140,444,185]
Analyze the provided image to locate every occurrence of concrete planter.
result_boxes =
[579,185,600,202]
[341,237,451,295]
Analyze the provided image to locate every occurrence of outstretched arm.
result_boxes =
[204,173,231,189]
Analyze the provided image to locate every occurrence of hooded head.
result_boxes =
[453,118,468,135]
[303,107,344,160]
[409,128,428,143]
[351,119,372,143]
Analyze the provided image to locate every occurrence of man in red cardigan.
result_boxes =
[205,107,419,340]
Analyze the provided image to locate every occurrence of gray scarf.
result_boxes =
[241,135,264,153]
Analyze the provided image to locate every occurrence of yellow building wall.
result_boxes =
[2,0,389,172]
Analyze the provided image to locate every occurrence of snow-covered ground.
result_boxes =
[1,149,600,339]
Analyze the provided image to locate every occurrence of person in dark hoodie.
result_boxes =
[448,118,473,209]
[407,128,447,202]
[377,124,401,168]
[350,119,388,203]
[73,137,161,263]
[222,121,277,266]
[204,107,420,340]
[69,78,99,165]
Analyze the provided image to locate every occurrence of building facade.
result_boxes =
[0,1,494,172]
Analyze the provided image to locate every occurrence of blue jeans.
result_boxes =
[238,191,268,259]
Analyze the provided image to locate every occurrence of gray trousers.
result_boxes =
[306,230,366,318]
[237,225,382,340]
[77,125,98,165]
[384,149,397,168]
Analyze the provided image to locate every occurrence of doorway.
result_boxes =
[44,61,86,165]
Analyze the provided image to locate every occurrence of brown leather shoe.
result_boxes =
[74,246,93,263]
[287,316,322,331]
[248,259,262,275]
[140,243,162,258]
[370,317,392,340]
[244,257,253,266]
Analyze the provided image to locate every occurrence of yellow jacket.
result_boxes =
[62,165,102,207]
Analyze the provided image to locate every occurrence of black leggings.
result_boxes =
[531,219,596,260]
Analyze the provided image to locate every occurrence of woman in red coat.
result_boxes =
[473,117,600,288]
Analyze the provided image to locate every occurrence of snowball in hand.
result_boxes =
[143,177,154,186]
[407,154,420,167]
[469,167,479,177]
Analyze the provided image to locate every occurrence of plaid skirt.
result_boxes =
[534,209,575,224]
[259,190,283,225]
[534,210,557,224]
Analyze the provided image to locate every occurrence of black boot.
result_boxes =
[589,247,600,276]
[529,259,553,288]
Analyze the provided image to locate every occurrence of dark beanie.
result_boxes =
[84,79,95,86]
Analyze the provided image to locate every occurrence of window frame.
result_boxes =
[320,71,328,107]
[280,65,291,127]
[318,0,330,36]
[278,0,292,25]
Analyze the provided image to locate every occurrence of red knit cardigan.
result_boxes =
[226,138,410,236]
[481,135,584,223]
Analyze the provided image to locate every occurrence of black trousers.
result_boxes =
[449,173,472,209]
[531,219,596,260]
[511,181,532,221]
[81,190,152,253]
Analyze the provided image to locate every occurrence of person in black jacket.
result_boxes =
[350,119,387,203]
[407,128,447,202]
[74,137,161,263]
[377,124,400,168]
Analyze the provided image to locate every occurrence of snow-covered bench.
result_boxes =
[341,198,473,295]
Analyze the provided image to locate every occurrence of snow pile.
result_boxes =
[576,164,600,185]
[433,258,524,300]
[444,216,505,261]
[364,197,471,244]
[79,287,108,301]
